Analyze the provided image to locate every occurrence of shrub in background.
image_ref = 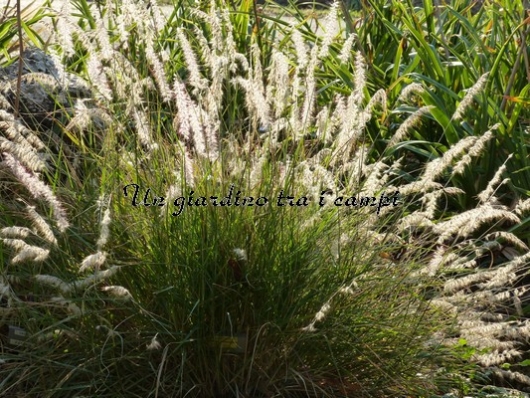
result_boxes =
[349,0,530,218]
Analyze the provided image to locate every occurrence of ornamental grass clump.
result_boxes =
[0,0,529,396]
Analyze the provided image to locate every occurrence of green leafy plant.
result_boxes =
[0,1,47,65]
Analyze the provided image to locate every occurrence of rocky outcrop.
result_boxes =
[0,47,108,132]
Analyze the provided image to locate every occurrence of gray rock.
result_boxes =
[0,47,102,130]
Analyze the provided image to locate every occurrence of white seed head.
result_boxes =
[79,251,107,273]
[147,334,162,350]
[101,285,132,300]
[232,248,247,262]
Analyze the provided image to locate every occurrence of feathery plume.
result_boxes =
[74,266,120,290]
[133,107,159,152]
[26,205,57,245]
[475,349,521,367]
[0,137,46,172]
[443,271,491,294]
[433,204,520,243]
[352,51,366,106]
[362,160,389,195]
[79,251,107,273]
[515,198,530,216]
[148,0,167,34]
[147,334,162,350]
[315,302,331,322]
[291,28,308,70]
[484,231,528,252]
[315,106,333,143]
[52,1,76,57]
[388,106,433,147]
[66,100,114,134]
[421,187,464,219]
[398,212,435,231]
[330,54,372,166]
[339,282,358,295]
[452,128,495,176]
[365,89,387,119]
[97,207,112,249]
[399,180,443,196]
[492,369,530,387]
[91,11,114,61]
[397,83,425,103]
[2,238,49,263]
[478,262,519,290]
[12,245,50,263]
[115,0,133,48]
[453,73,489,121]
[193,26,212,66]
[145,40,172,102]
[3,153,69,232]
[101,285,132,300]
[232,75,270,132]
[429,298,458,314]
[0,226,32,239]
[177,28,207,94]
[514,291,524,316]
[421,136,477,183]
[87,51,113,101]
[318,1,340,59]
[1,109,45,151]
[1,238,27,251]
[477,154,512,204]
[172,80,216,159]
[183,148,195,187]
[34,274,71,294]
[339,33,356,64]
[173,81,192,143]
[232,248,247,262]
